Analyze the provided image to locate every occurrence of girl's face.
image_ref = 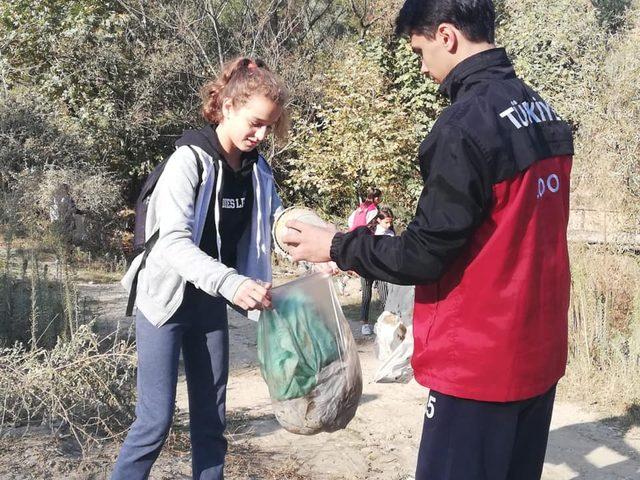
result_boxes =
[378,216,393,230]
[220,94,282,152]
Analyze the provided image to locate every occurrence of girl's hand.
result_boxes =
[233,279,272,311]
[313,261,340,275]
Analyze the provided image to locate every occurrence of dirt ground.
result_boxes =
[2,275,640,479]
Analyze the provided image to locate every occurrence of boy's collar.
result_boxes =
[439,48,515,102]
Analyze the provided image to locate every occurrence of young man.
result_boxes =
[283,1,573,478]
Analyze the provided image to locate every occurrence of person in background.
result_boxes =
[359,205,395,335]
[347,187,383,335]
[374,206,395,237]
[347,187,382,231]
[49,183,83,246]
[372,206,395,307]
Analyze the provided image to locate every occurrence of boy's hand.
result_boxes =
[282,220,337,263]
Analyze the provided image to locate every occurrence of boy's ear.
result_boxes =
[437,23,458,53]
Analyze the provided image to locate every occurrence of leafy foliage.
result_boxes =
[0,0,358,179]
[495,0,606,126]
[280,39,445,222]
[0,91,91,175]
[0,0,164,175]
[591,0,633,32]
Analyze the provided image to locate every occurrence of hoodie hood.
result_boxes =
[175,124,220,158]
[175,124,259,174]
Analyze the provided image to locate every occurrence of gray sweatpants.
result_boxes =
[112,284,229,480]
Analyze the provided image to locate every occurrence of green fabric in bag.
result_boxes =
[257,293,340,401]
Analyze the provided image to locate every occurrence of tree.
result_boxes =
[0,0,366,184]
[280,38,445,223]
[495,0,606,126]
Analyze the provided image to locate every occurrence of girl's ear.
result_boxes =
[221,98,234,120]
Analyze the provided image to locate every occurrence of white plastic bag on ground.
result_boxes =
[373,311,414,383]
[374,312,407,360]
[373,325,414,383]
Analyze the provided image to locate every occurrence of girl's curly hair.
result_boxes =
[200,57,290,140]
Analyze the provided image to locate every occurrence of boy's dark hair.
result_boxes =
[395,0,495,44]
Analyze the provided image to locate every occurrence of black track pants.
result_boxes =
[416,385,556,480]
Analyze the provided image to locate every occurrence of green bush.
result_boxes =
[0,91,91,175]
[280,38,445,223]
[0,0,194,177]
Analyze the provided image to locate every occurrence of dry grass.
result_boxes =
[163,409,309,480]
[560,244,640,416]
[573,1,640,228]
[0,324,137,454]
[226,445,308,480]
[74,265,125,285]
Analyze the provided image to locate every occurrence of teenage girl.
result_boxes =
[360,206,395,335]
[114,57,289,480]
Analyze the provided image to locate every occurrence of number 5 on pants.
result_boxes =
[425,394,437,419]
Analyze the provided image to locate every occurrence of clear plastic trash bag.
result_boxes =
[257,273,362,435]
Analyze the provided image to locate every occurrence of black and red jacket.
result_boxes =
[330,48,573,402]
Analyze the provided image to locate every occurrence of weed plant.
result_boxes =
[0,324,137,453]
[0,240,137,451]
[0,244,83,349]
[562,244,640,414]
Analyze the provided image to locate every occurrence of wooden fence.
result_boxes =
[568,208,640,248]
